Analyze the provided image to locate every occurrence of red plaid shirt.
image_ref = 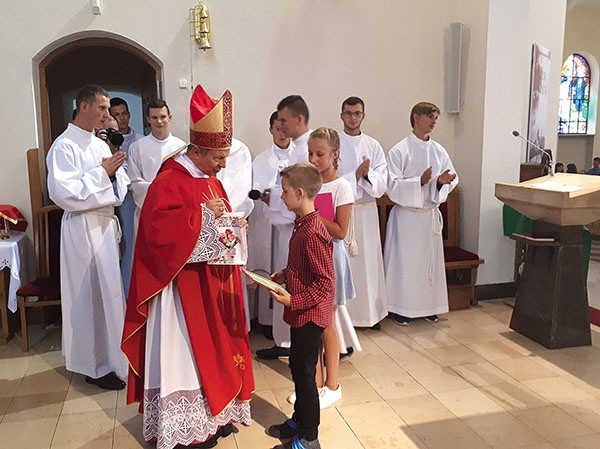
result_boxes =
[282,211,335,328]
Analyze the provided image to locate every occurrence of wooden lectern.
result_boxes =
[495,173,600,348]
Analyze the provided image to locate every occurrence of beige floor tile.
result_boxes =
[409,418,494,449]
[436,325,500,344]
[549,433,600,449]
[500,333,549,356]
[407,329,460,349]
[233,416,284,449]
[269,387,294,415]
[256,360,294,389]
[14,366,71,396]
[333,376,382,406]
[112,433,153,449]
[463,412,546,448]
[349,352,406,378]
[51,437,113,449]
[366,372,428,400]
[433,388,505,418]
[25,351,67,375]
[517,443,557,449]
[393,349,445,374]
[490,356,559,381]
[358,426,429,449]
[319,408,364,448]
[2,390,66,423]
[61,379,119,414]
[52,409,116,447]
[369,332,422,356]
[558,399,600,433]
[251,365,271,391]
[426,344,485,366]
[387,394,456,425]
[250,389,287,420]
[0,395,11,416]
[113,404,144,439]
[451,361,515,387]
[466,339,525,361]
[0,415,59,449]
[522,377,596,404]
[408,366,474,393]
[336,401,405,436]
[337,357,363,379]
[0,356,32,383]
[480,381,550,411]
[512,406,596,441]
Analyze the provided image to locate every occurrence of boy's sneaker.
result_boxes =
[276,436,322,449]
[267,418,300,439]
[319,385,342,409]
[287,388,324,405]
[424,315,439,323]
[390,314,410,326]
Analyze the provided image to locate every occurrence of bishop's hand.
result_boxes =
[437,169,456,186]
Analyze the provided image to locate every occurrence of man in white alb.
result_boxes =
[384,102,458,326]
[338,96,389,330]
[47,84,129,390]
[109,97,144,297]
[128,99,186,231]
[255,95,311,360]
[248,111,306,340]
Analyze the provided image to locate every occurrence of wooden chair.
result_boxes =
[17,148,62,351]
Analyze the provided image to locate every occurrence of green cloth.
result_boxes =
[502,205,591,276]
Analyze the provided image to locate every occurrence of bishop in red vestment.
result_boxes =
[121,87,254,449]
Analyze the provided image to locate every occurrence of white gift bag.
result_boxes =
[208,212,248,265]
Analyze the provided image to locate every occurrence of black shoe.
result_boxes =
[370,322,381,330]
[177,424,234,448]
[268,418,300,439]
[85,372,126,390]
[424,315,439,323]
[256,345,290,360]
[339,347,354,361]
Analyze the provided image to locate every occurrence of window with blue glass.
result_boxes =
[558,54,590,134]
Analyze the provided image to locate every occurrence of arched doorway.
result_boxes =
[37,33,162,155]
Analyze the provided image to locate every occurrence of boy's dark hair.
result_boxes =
[410,102,440,127]
[280,162,322,199]
[269,111,279,129]
[110,97,129,111]
[277,95,309,123]
[75,84,109,111]
[594,157,600,163]
[146,98,170,116]
[341,96,365,111]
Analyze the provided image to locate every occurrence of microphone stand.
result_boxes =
[512,131,553,176]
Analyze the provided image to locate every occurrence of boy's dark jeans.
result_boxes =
[290,322,324,441]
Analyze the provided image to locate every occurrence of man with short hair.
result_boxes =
[338,96,389,330]
[47,84,129,390]
[109,97,144,153]
[588,157,600,175]
[384,102,458,326]
[256,97,311,360]
[128,99,186,230]
[109,98,144,297]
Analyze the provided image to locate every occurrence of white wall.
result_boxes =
[0,0,568,289]
[473,0,566,285]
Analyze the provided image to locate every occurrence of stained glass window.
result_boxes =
[558,54,590,134]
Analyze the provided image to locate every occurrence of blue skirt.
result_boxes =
[333,239,355,305]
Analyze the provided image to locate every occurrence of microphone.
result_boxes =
[248,189,267,200]
[511,130,553,175]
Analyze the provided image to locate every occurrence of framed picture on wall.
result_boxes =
[527,43,551,163]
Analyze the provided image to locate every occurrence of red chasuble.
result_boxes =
[121,158,254,415]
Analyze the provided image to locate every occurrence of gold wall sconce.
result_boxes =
[190,1,212,50]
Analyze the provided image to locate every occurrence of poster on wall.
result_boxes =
[527,43,551,163]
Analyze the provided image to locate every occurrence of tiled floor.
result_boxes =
[2,299,600,449]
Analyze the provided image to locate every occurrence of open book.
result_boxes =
[242,268,289,295]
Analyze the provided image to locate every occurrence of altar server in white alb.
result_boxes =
[338,96,389,329]
[217,138,254,218]
[384,102,458,326]
[256,95,312,360]
[248,112,305,336]
[127,99,186,231]
[47,84,129,390]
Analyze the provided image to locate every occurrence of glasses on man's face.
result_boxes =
[342,111,364,118]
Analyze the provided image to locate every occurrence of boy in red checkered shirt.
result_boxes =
[267,162,335,449]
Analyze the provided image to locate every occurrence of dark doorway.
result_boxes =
[39,37,162,154]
